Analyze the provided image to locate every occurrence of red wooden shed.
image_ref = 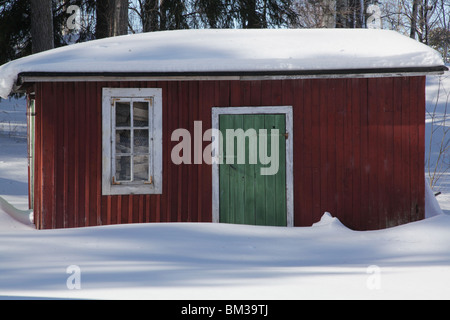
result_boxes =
[0,29,447,230]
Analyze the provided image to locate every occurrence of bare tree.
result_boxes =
[435,0,450,61]
[410,0,421,38]
[293,0,371,28]
[140,0,161,32]
[30,0,54,53]
[293,0,336,27]
[427,74,450,189]
[129,0,190,32]
[381,0,408,32]
[400,0,440,43]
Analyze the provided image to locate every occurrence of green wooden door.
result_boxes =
[219,114,287,226]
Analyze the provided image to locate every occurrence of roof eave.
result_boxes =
[16,65,448,89]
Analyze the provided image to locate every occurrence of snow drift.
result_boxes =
[0,208,450,300]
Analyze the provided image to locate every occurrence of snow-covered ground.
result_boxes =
[0,98,28,212]
[0,72,449,300]
[0,98,27,140]
[0,212,449,300]
[426,70,450,213]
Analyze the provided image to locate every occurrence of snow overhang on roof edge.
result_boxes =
[1,29,447,98]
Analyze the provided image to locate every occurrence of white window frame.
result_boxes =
[102,88,162,195]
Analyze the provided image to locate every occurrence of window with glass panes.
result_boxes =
[113,99,152,184]
[102,88,162,195]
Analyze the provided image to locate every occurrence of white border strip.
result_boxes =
[19,70,446,84]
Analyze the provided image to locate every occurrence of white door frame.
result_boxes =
[211,106,294,227]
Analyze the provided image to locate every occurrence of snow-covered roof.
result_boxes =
[0,28,446,98]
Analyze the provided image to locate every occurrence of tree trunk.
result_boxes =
[142,0,160,32]
[96,0,112,39]
[30,0,54,53]
[444,3,449,63]
[113,0,128,36]
[336,0,348,28]
[353,0,363,28]
[410,0,421,39]
[241,0,260,28]
[322,0,336,28]
[96,0,128,39]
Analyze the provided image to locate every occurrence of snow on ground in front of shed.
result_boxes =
[1,72,450,300]
[0,29,445,98]
[0,201,449,300]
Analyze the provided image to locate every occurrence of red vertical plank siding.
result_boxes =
[351,78,362,230]
[401,77,412,226]
[327,79,337,217]
[76,82,86,227]
[95,82,103,226]
[177,81,186,222]
[73,82,80,227]
[376,78,386,230]
[166,81,176,222]
[189,81,200,222]
[293,80,304,227]
[200,81,213,222]
[392,77,403,226]
[335,79,345,226]
[359,79,370,230]
[32,77,426,230]
[41,82,56,229]
[410,77,418,224]
[310,80,321,223]
[384,78,395,228]
[185,82,194,222]
[367,78,379,229]
[53,82,62,229]
[318,79,328,225]
[116,196,122,224]
[68,83,77,228]
[301,79,313,227]
[62,83,69,228]
[343,79,354,229]
[158,81,168,223]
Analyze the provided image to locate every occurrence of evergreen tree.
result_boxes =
[160,0,189,30]
[194,0,231,28]
[0,0,31,65]
[135,0,189,32]
[193,0,298,28]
